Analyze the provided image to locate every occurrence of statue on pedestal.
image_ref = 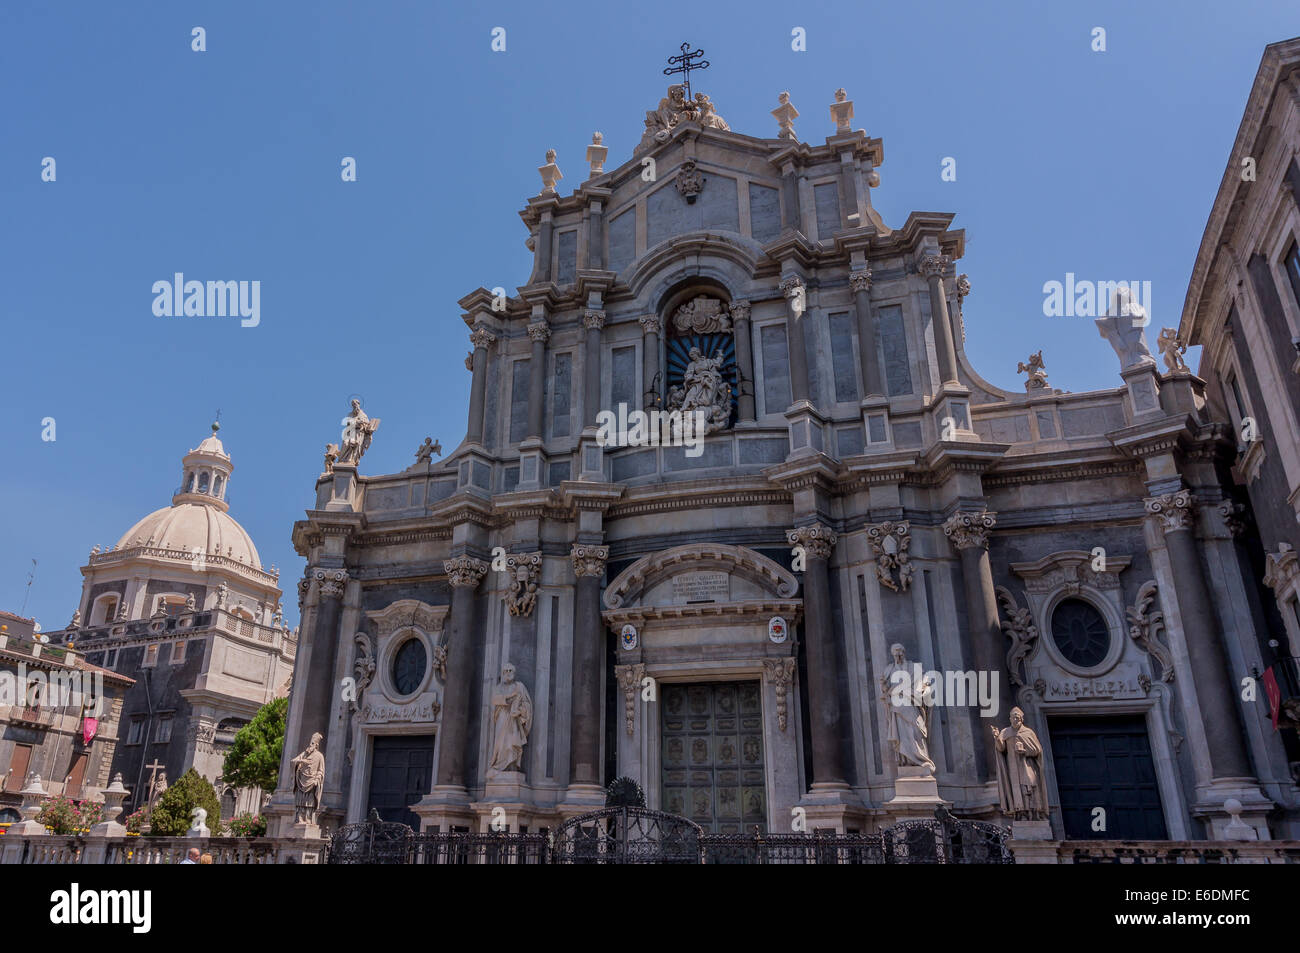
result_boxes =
[991,707,1049,820]
[291,732,326,826]
[879,643,935,773]
[488,663,533,775]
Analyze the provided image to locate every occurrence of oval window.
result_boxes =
[392,638,428,696]
[1051,598,1110,668]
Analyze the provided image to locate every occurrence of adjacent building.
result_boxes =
[1181,36,1300,751]
[271,73,1299,842]
[44,424,295,818]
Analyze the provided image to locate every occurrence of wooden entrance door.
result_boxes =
[661,681,766,833]
[1048,714,1168,839]
[366,735,436,828]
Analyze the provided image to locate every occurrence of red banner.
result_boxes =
[1262,668,1281,731]
[82,717,98,745]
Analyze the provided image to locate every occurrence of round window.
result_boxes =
[1050,599,1110,668]
[392,638,428,696]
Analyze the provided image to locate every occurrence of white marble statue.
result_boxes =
[488,663,533,774]
[667,347,732,433]
[991,707,1049,820]
[291,732,326,825]
[879,643,935,773]
[337,399,380,466]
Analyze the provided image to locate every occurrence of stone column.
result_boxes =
[569,544,609,788]
[731,300,756,423]
[920,254,959,386]
[466,326,497,446]
[786,524,844,786]
[780,276,810,404]
[526,321,549,439]
[293,568,348,755]
[582,309,605,426]
[1145,492,1253,779]
[434,555,488,793]
[851,268,883,398]
[535,209,554,283]
[780,161,801,233]
[639,314,661,410]
[942,510,1006,778]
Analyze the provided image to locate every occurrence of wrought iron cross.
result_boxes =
[663,42,709,100]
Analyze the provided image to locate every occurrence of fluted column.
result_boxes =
[786,524,844,786]
[582,309,605,427]
[293,568,348,756]
[943,510,1006,778]
[731,300,756,422]
[526,321,549,439]
[435,555,488,791]
[850,268,883,398]
[570,544,609,786]
[920,254,959,386]
[466,326,497,445]
[1145,492,1252,779]
[638,314,661,411]
[780,276,810,405]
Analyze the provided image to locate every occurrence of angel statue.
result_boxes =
[337,399,380,466]
[1157,328,1190,376]
[1016,350,1049,390]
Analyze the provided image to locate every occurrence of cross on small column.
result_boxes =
[144,760,165,799]
[663,42,709,101]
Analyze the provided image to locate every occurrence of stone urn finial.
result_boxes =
[772,92,799,140]
[829,88,854,134]
[538,149,563,195]
[586,132,608,177]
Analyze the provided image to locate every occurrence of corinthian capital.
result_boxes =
[943,510,996,550]
[444,555,489,589]
[638,314,661,334]
[918,254,951,279]
[571,543,610,578]
[786,523,837,560]
[849,269,873,294]
[527,321,551,344]
[779,275,805,300]
[583,309,606,330]
[729,300,752,323]
[313,568,350,598]
[469,326,498,351]
[1145,491,1195,533]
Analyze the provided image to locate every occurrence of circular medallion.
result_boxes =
[620,623,638,651]
[768,616,788,644]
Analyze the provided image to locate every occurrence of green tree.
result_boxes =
[149,768,222,837]
[221,696,287,792]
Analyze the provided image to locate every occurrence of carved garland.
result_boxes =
[615,663,646,737]
[503,552,542,618]
[763,657,797,731]
[1126,581,1175,683]
[995,586,1039,688]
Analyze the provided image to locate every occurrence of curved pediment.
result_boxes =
[625,231,762,301]
[604,543,798,610]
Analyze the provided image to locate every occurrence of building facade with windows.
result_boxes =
[45,424,294,818]
[0,625,132,820]
[1182,36,1300,761]
[272,76,1299,843]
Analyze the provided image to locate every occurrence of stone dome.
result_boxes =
[115,503,262,569]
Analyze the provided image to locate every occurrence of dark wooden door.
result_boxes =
[661,681,766,833]
[1048,715,1167,839]
[366,735,436,828]
[6,744,32,793]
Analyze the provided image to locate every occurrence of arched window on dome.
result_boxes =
[154,593,188,620]
[232,605,255,622]
[91,594,120,626]
[212,474,224,499]
[185,471,196,494]
[198,472,210,494]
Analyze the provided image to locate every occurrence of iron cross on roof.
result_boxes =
[664,42,709,101]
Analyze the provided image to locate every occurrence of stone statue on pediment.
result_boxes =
[991,707,1049,820]
[1096,288,1154,369]
[337,399,380,466]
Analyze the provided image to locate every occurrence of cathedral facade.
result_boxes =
[271,81,1299,842]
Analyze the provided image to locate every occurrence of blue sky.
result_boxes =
[2,0,1297,630]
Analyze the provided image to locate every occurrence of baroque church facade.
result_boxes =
[271,79,1300,842]
[45,425,295,818]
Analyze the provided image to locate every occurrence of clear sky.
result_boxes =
[3,0,1298,631]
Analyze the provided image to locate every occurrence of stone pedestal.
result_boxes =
[1194,783,1274,840]
[861,396,892,449]
[324,464,358,511]
[290,819,321,840]
[516,438,547,491]
[1011,817,1054,840]
[883,766,950,819]
[1008,822,1059,864]
[578,429,605,481]
[1121,361,1163,420]
[414,783,477,832]
[798,782,867,833]
[557,783,607,820]
[282,839,326,864]
[785,401,827,459]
